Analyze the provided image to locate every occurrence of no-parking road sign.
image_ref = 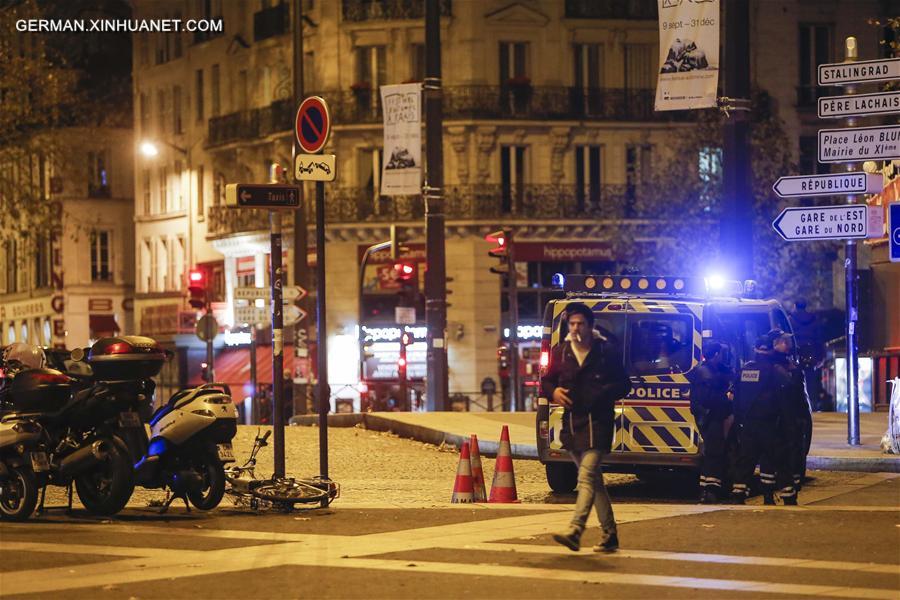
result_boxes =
[295,96,331,154]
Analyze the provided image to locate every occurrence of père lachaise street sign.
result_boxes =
[772,205,868,242]
[817,90,900,119]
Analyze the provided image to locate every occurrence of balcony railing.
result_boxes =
[207,185,655,237]
[254,3,289,42]
[341,0,451,22]
[565,0,657,19]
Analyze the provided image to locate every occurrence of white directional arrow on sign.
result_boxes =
[772,205,869,242]
[283,305,307,327]
[283,286,307,302]
[772,173,883,198]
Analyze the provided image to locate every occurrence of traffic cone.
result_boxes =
[451,441,474,503]
[470,434,487,502]
[489,425,520,503]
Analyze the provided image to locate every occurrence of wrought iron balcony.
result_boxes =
[254,3,289,42]
[207,205,272,238]
[565,0,657,19]
[208,87,688,147]
[341,0,451,22]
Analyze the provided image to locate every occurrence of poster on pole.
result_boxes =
[380,83,422,196]
[654,0,720,112]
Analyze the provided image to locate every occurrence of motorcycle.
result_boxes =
[0,413,46,521]
[134,383,238,512]
[0,345,134,516]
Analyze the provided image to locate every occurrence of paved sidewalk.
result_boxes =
[293,411,899,473]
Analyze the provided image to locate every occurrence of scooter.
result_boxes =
[0,414,46,521]
[134,383,238,512]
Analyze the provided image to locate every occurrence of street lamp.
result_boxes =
[139,139,187,158]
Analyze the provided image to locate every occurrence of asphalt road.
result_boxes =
[1,427,898,599]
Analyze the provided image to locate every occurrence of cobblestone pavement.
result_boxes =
[40,424,863,510]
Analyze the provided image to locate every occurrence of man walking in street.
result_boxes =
[730,330,798,505]
[543,303,632,552]
[688,341,734,504]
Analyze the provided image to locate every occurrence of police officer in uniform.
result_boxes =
[689,341,734,504]
[729,330,798,505]
[764,330,810,494]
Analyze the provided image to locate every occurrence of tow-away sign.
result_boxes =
[772,205,869,241]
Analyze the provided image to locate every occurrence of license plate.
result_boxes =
[119,411,142,427]
[216,443,235,463]
[30,451,50,472]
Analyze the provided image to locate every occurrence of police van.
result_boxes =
[536,274,809,492]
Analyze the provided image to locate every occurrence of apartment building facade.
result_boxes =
[130,0,896,411]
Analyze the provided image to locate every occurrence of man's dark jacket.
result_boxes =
[688,361,734,426]
[540,333,631,453]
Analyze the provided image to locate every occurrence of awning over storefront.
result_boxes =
[89,314,120,338]
[187,345,295,388]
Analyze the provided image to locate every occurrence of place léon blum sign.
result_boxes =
[818,124,900,164]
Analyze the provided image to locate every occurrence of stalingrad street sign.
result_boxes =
[225,184,300,208]
[818,90,900,119]
[818,125,900,164]
[817,57,900,86]
[772,205,868,241]
[772,172,883,198]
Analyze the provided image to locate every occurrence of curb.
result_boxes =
[289,413,538,460]
[290,414,899,473]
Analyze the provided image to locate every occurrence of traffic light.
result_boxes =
[398,331,412,381]
[486,230,510,275]
[393,261,415,281]
[394,262,418,308]
[187,269,208,311]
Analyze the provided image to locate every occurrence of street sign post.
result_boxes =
[818,90,900,119]
[295,153,336,181]
[295,96,331,154]
[818,57,900,86]
[196,314,218,342]
[890,202,900,263]
[225,184,300,208]
[818,124,900,164]
[772,205,869,242]
[773,172,883,198]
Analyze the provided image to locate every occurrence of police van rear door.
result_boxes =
[614,299,703,459]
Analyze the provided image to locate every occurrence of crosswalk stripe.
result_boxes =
[458,542,899,575]
[323,557,899,600]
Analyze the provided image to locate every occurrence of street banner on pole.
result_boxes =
[818,124,900,163]
[654,0,719,111]
[380,83,422,195]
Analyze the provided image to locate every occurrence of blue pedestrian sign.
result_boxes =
[890,202,900,263]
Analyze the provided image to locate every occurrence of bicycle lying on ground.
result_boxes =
[224,430,339,511]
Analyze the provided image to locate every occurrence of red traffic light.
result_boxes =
[187,268,208,310]
[189,270,204,283]
[486,230,510,260]
[393,262,416,281]
[401,332,412,346]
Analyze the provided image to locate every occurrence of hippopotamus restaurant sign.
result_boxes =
[654,0,720,112]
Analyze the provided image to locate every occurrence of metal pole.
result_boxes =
[721,0,753,280]
[842,37,861,446]
[508,233,520,411]
[270,210,286,477]
[315,180,329,481]
[424,0,449,411]
[292,0,312,416]
[249,325,258,424]
[205,305,214,383]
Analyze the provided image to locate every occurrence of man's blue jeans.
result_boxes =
[569,449,617,535]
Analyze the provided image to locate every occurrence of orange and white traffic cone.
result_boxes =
[489,425,520,503]
[470,434,487,502]
[451,441,474,503]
